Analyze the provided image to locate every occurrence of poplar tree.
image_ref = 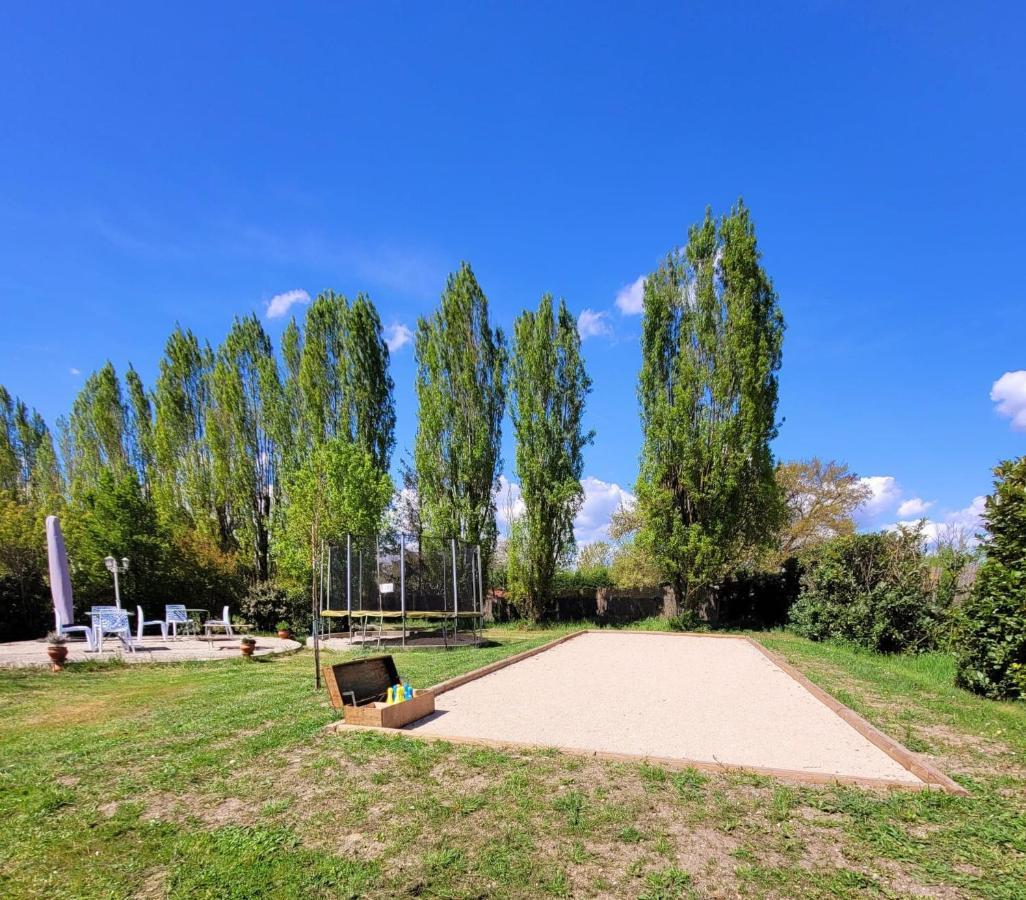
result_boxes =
[297,291,394,471]
[345,294,395,471]
[0,387,62,508]
[509,295,593,619]
[207,315,284,579]
[636,201,784,614]
[152,327,216,534]
[414,263,506,563]
[63,362,132,496]
[125,364,155,493]
[278,317,305,473]
[298,291,347,447]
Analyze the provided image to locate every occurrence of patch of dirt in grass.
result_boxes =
[882,862,968,899]
[915,724,1017,774]
[134,866,169,900]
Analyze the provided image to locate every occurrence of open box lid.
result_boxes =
[323,655,400,710]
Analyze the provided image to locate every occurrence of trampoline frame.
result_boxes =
[318,533,484,650]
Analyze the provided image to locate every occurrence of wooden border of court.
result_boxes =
[326,629,968,795]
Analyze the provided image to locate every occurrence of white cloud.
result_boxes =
[384,322,414,353]
[492,475,634,545]
[69,367,81,376]
[265,288,310,319]
[577,308,612,340]
[889,496,987,548]
[857,475,902,519]
[615,275,646,315]
[992,370,1026,431]
[896,497,933,518]
[575,476,635,544]
[494,476,525,531]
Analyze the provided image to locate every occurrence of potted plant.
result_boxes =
[275,621,292,640]
[240,635,257,657]
[46,632,68,670]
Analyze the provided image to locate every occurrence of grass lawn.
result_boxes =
[1,625,1024,899]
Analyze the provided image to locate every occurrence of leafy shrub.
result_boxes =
[789,528,934,653]
[667,609,705,632]
[239,581,309,633]
[956,456,1026,699]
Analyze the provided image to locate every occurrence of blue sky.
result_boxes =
[2,1,1024,543]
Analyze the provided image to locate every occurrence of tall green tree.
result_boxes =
[0,387,62,506]
[125,364,155,493]
[279,317,305,473]
[414,263,506,565]
[636,201,784,614]
[956,456,1026,699]
[297,291,395,471]
[345,294,395,471]
[273,436,393,586]
[207,315,284,579]
[509,295,593,619]
[152,327,216,534]
[63,362,133,497]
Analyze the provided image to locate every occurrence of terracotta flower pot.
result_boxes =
[277,629,291,640]
[47,645,68,670]
[240,642,255,657]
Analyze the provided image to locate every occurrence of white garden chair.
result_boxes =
[165,605,195,640]
[91,606,136,654]
[203,605,234,638]
[54,607,95,652]
[136,605,168,642]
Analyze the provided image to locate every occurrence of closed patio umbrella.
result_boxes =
[46,515,74,627]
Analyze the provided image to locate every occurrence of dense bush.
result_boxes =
[956,457,1026,699]
[239,581,310,633]
[789,528,935,653]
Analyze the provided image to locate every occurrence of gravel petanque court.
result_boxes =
[407,631,928,787]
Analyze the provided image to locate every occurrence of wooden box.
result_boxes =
[322,655,435,728]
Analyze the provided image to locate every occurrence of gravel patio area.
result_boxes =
[0,634,301,667]
[407,631,926,786]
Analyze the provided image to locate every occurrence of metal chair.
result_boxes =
[203,605,234,638]
[165,605,195,640]
[136,605,168,642]
[92,607,135,654]
[54,607,95,652]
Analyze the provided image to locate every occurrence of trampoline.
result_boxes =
[318,534,484,649]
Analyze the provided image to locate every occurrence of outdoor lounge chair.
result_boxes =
[203,605,234,638]
[164,605,195,640]
[136,605,168,642]
[54,607,95,652]
[92,606,135,654]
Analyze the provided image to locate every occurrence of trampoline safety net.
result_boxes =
[319,534,484,647]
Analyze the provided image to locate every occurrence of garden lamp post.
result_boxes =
[104,556,130,609]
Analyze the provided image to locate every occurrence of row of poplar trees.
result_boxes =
[0,263,596,629]
[3,198,783,629]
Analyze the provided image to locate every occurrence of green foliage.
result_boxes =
[508,295,593,620]
[635,201,784,611]
[64,469,168,611]
[0,387,66,639]
[0,498,50,639]
[789,528,936,653]
[152,327,217,535]
[63,362,134,495]
[124,364,155,492]
[273,437,393,588]
[207,314,284,578]
[956,456,1026,699]
[414,262,506,564]
[239,581,309,633]
[298,291,395,470]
